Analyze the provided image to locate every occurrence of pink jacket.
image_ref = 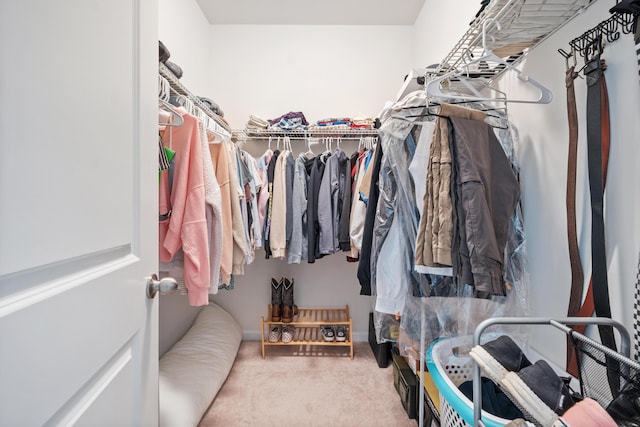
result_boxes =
[159,111,210,306]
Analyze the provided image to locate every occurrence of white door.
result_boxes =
[0,1,160,426]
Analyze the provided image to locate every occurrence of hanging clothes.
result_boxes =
[263,150,280,259]
[449,115,520,296]
[349,149,373,259]
[307,155,326,263]
[318,148,349,256]
[373,122,430,316]
[209,139,233,287]
[339,151,357,253]
[288,152,311,264]
[357,142,384,296]
[242,150,263,251]
[270,150,290,259]
[159,109,210,306]
[236,145,254,265]
[256,149,273,249]
[198,121,223,295]
[227,140,248,275]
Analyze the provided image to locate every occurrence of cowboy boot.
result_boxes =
[270,278,282,321]
[281,278,298,323]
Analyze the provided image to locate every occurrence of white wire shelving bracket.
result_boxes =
[432,0,595,88]
[158,62,231,133]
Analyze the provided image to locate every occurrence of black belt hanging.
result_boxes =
[584,52,620,393]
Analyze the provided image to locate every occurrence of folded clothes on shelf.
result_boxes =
[199,97,224,117]
[308,124,351,132]
[267,111,309,126]
[246,115,269,129]
[269,117,308,131]
[165,60,183,79]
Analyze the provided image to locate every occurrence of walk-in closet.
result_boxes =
[2,0,640,426]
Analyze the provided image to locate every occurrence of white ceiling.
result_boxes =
[196,0,426,25]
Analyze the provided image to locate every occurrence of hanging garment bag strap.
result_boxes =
[564,64,584,377]
[579,55,619,393]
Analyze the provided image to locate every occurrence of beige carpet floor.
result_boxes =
[198,341,418,427]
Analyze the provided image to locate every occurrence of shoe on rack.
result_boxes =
[282,325,295,344]
[269,325,282,343]
[469,335,532,385]
[335,325,347,342]
[321,326,335,342]
[270,278,283,321]
[281,278,297,323]
[501,359,576,426]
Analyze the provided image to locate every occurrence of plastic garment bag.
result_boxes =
[371,111,431,342]
[395,114,530,357]
[370,97,529,351]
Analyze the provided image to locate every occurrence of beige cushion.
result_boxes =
[159,303,242,427]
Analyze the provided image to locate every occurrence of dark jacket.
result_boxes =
[263,150,280,259]
[357,143,383,295]
[307,156,326,263]
[449,116,520,296]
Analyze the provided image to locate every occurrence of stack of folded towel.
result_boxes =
[246,115,269,130]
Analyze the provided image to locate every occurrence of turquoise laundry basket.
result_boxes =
[426,335,512,427]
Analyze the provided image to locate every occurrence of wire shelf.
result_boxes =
[234,128,379,141]
[158,62,231,133]
[436,0,594,81]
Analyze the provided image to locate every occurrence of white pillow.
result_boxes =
[159,303,242,427]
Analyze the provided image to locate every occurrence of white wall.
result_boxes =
[158,0,213,356]
[412,0,479,68]
[158,0,213,95]
[207,25,414,128]
[495,0,640,367]
[206,24,414,341]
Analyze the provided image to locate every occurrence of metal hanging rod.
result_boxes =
[158,62,231,133]
[234,128,379,141]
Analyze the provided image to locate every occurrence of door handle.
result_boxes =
[146,274,178,299]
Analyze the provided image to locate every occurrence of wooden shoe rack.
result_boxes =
[261,305,353,359]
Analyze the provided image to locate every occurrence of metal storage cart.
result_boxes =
[424,317,640,427]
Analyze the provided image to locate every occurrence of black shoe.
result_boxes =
[469,335,532,385]
[502,360,576,425]
[281,278,296,323]
[270,278,282,321]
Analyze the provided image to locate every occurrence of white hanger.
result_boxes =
[305,137,315,158]
[158,76,171,102]
[159,99,183,127]
[425,19,553,104]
